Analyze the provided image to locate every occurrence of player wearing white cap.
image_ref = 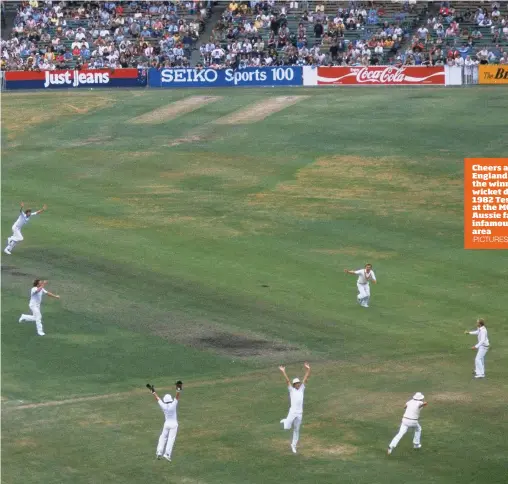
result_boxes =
[387,392,428,455]
[4,202,47,255]
[464,318,490,379]
[279,362,311,454]
[151,382,182,462]
[18,279,60,336]
[344,263,377,307]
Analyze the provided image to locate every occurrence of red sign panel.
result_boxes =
[316,66,445,85]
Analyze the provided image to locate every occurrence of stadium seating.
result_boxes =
[413,1,508,66]
[1,2,507,71]
[1,1,210,71]
[202,1,428,67]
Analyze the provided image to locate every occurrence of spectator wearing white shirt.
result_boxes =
[75,28,86,41]
[478,47,489,59]
[211,47,224,62]
[387,393,428,455]
[417,26,428,39]
[465,319,490,379]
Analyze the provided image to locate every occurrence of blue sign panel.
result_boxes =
[148,67,303,88]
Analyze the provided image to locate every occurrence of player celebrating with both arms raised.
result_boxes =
[279,362,311,454]
[150,381,183,462]
[344,263,377,307]
[4,201,47,255]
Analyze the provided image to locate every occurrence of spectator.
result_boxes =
[314,21,323,39]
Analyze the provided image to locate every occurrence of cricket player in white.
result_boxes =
[279,362,311,454]
[387,392,427,455]
[151,383,181,462]
[344,263,377,307]
[465,319,490,378]
[19,279,60,336]
[4,202,47,255]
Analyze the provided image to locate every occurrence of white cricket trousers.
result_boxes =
[157,421,178,458]
[5,226,23,252]
[389,418,421,449]
[475,346,489,377]
[20,304,44,335]
[11,226,24,242]
[281,411,302,447]
[357,283,370,305]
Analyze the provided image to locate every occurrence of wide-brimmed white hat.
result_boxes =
[413,392,425,401]
[292,378,301,384]
[163,394,173,403]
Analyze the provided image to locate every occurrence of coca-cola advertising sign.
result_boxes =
[316,66,445,85]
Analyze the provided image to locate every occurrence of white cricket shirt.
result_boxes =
[158,400,178,423]
[354,269,376,284]
[288,384,305,414]
[29,287,47,307]
[470,327,490,348]
[403,399,424,420]
[13,211,36,230]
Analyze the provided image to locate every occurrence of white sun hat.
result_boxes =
[292,378,301,384]
[163,394,173,403]
[413,392,425,401]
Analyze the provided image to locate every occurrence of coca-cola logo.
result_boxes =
[351,66,407,83]
[317,66,445,85]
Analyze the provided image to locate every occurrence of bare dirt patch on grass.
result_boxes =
[70,135,114,147]
[215,96,309,124]
[249,155,462,219]
[149,318,303,360]
[1,265,31,277]
[88,216,147,230]
[192,332,297,358]
[128,96,222,124]
[15,438,37,449]
[433,392,473,403]
[2,95,115,140]
[271,437,357,459]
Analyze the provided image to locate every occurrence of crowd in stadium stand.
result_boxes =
[1,0,210,71]
[1,1,507,71]
[410,2,508,67]
[199,1,420,68]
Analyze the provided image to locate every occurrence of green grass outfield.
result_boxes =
[1,87,507,484]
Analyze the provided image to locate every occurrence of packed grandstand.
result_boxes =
[1,1,507,71]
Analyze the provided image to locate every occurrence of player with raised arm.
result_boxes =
[344,263,377,307]
[279,362,311,454]
[19,279,60,336]
[4,202,47,255]
[464,319,490,379]
[149,381,183,462]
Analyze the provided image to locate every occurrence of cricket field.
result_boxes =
[1,87,507,484]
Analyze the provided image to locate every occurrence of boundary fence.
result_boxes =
[1,65,505,90]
